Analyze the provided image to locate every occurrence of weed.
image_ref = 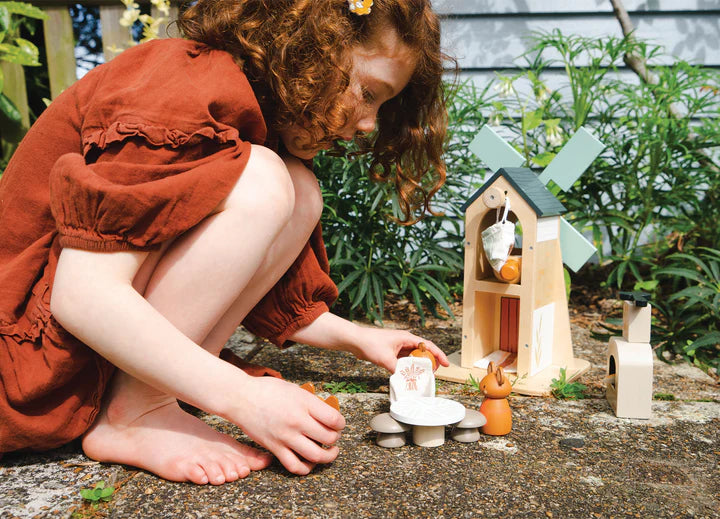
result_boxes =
[323,381,368,394]
[464,373,482,393]
[550,368,588,400]
[80,480,114,503]
[653,392,676,401]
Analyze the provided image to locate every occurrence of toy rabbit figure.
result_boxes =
[478,362,512,435]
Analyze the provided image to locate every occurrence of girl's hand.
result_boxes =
[349,326,449,373]
[231,376,345,476]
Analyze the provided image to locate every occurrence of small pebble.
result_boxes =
[559,437,585,449]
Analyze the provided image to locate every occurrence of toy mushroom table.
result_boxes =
[390,397,466,447]
[370,413,411,448]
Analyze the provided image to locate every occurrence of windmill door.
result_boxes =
[499,297,519,353]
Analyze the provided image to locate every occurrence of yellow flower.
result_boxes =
[119,7,140,27]
[150,0,171,17]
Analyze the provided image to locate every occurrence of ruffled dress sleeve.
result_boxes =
[49,39,267,252]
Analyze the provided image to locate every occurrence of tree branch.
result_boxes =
[608,0,656,85]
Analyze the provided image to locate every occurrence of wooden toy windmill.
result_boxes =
[435,125,604,395]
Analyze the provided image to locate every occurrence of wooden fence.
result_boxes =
[3,0,180,135]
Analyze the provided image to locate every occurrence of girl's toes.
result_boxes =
[228,455,251,479]
[185,463,210,485]
[201,460,226,485]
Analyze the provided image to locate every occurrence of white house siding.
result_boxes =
[435,0,720,86]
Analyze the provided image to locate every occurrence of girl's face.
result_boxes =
[280,29,417,160]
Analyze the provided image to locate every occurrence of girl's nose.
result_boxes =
[356,114,376,134]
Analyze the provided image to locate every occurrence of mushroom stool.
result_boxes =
[450,409,486,442]
[370,413,411,448]
[390,397,466,447]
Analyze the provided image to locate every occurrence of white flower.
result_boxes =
[534,85,550,102]
[546,125,563,147]
[493,78,514,98]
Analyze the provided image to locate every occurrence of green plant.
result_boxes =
[653,247,720,372]
[79,480,115,503]
[550,367,587,400]
[315,79,493,323]
[653,392,676,401]
[0,1,47,171]
[464,373,482,393]
[322,381,368,394]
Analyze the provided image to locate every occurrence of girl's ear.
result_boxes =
[496,367,505,385]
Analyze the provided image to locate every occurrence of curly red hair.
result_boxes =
[178,0,451,223]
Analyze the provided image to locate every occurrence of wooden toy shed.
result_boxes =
[436,126,604,395]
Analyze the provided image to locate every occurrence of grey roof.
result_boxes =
[461,167,567,217]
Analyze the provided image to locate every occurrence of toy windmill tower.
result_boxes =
[435,126,604,395]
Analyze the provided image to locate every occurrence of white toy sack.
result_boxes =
[481,196,515,271]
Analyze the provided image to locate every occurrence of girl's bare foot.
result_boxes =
[82,394,272,485]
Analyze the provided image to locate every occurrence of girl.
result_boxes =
[0,0,450,484]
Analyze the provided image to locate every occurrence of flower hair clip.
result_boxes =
[348,0,373,15]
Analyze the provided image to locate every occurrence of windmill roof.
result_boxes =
[461,167,567,217]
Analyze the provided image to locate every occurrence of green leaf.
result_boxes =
[0,92,20,122]
[2,2,47,20]
[351,273,370,310]
[335,268,364,295]
[522,109,544,131]
[80,489,98,501]
[13,36,37,59]
[0,42,39,65]
[634,279,659,291]
[0,6,9,34]
[685,332,720,355]
[531,151,556,167]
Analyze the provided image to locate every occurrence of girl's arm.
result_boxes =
[51,247,344,474]
[288,311,449,373]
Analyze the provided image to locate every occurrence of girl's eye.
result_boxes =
[361,86,375,104]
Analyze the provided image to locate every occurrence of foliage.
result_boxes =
[652,247,720,371]
[315,79,492,323]
[323,381,368,394]
[79,480,115,503]
[464,373,482,393]
[0,1,46,171]
[550,367,588,400]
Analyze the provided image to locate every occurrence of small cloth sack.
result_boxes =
[481,197,515,272]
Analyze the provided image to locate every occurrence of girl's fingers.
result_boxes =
[302,419,343,446]
[308,398,346,432]
[274,446,316,476]
[291,437,340,465]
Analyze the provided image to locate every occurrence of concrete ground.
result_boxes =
[1,316,718,518]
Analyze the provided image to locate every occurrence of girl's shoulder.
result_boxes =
[76,38,266,146]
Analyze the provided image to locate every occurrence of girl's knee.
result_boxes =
[284,156,323,227]
[220,145,295,221]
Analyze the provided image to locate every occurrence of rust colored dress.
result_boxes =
[0,39,338,453]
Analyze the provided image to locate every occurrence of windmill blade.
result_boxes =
[469,125,524,172]
[560,217,597,272]
[538,127,604,191]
